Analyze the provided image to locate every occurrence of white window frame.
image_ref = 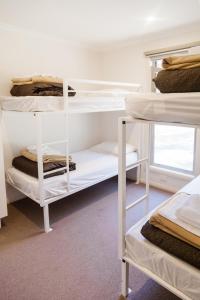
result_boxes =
[150,49,197,176]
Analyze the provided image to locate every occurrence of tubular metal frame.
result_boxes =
[3,79,141,233]
[118,116,197,300]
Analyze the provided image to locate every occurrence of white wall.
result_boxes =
[101,26,200,192]
[0,25,102,95]
[0,25,104,202]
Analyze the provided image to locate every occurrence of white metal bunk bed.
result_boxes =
[118,92,200,300]
[1,79,141,233]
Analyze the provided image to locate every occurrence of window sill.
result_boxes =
[150,165,195,181]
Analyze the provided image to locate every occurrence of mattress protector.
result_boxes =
[126,175,200,300]
[0,95,125,112]
[7,149,137,202]
[125,92,200,125]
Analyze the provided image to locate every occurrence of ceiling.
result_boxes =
[0,0,200,47]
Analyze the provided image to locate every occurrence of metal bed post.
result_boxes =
[35,112,52,233]
[145,123,151,214]
[63,81,70,192]
[118,117,129,298]
[136,123,141,184]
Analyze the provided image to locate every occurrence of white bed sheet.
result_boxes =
[126,175,200,300]
[7,149,137,202]
[125,92,200,125]
[0,95,125,112]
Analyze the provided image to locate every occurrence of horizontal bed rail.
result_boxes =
[126,194,148,211]
[42,139,69,146]
[43,166,68,176]
[66,78,141,88]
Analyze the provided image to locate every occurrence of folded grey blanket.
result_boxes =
[153,67,200,93]
[10,83,76,97]
[141,221,200,269]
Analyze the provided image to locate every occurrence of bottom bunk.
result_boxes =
[123,175,200,300]
[7,148,137,202]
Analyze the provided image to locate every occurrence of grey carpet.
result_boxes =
[0,177,180,300]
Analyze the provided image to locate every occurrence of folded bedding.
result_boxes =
[149,193,200,249]
[10,83,76,97]
[12,75,63,85]
[141,221,200,269]
[10,75,76,97]
[176,194,200,229]
[162,54,200,70]
[21,145,72,163]
[153,67,200,93]
[150,212,200,249]
[12,156,76,179]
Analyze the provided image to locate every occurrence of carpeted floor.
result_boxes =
[0,177,180,300]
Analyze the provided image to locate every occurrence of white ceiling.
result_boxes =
[0,0,200,47]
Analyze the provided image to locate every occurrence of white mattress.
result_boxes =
[126,175,200,300]
[126,92,200,125]
[7,149,137,202]
[0,95,125,113]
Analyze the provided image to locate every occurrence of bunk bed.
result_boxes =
[1,79,141,233]
[118,92,200,300]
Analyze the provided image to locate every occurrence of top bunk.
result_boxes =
[125,53,200,126]
[125,92,200,126]
[0,78,141,114]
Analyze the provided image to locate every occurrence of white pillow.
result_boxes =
[90,141,136,155]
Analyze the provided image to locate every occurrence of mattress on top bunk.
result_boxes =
[7,149,137,202]
[0,95,125,112]
[125,92,200,125]
[126,175,200,300]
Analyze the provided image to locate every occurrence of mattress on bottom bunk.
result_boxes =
[126,216,200,300]
[7,149,137,201]
[1,95,125,112]
[125,92,200,125]
[126,175,200,300]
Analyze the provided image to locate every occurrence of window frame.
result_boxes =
[150,49,197,175]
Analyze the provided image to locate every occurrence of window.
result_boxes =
[150,50,196,175]
[151,124,195,174]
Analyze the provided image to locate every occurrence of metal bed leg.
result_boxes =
[43,205,52,233]
[121,260,129,298]
[136,165,140,184]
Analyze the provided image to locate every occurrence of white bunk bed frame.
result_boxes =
[3,79,141,233]
[118,115,198,300]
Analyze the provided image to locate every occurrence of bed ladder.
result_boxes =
[118,116,150,297]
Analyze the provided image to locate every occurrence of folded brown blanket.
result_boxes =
[163,54,200,70]
[141,221,200,269]
[12,156,76,179]
[153,67,200,93]
[10,83,76,97]
[150,212,200,249]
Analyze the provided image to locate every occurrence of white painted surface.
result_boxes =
[0,26,101,96]
[0,115,7,219]
[0,0,199,47]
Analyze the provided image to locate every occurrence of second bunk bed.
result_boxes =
[118,92,200,300]
[1,79,141,233]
